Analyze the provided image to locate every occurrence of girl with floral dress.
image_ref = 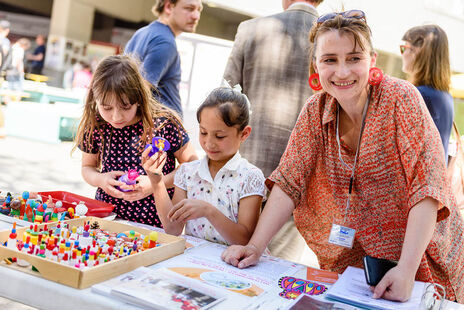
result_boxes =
[73,55,197,226]
[142,87,266,245]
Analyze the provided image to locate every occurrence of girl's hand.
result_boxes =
[168,199,212,222]
[121,175,153,202]
[100,171,126,199]
[221,244,262,269]
[141,146,167,184]
[372,265,415,302]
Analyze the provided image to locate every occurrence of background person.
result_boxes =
[400,24,454,163]
[223,0,323,265]
[72,62,92,90]
[125,0,202,117]
[0,20,11,74]
[0,20,10,138]
[6,38,30,92]
[143,87,265,245]
[222,11,464,303]
[26,34,46,75]
[73,55,197,226]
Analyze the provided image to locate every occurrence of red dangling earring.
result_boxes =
[368,67,383,86]
[308,73,322,91]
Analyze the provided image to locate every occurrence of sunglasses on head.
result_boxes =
[317,10,366,25]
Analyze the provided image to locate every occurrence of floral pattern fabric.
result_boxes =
[174,152,266,245]
[268,75,464,302]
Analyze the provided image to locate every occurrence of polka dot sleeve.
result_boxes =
[157,118,190,153]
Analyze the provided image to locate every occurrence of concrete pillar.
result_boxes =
[49,0,95,42]
[44,0,95,86]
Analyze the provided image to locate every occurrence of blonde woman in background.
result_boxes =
[400,24,454,163]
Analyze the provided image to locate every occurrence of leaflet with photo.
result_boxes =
[108,267,226,310]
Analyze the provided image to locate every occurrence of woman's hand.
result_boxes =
[168,199,213,222]
[99,171,126,199]
[372,265,415,302]
[121,175,153,202]
[221,244,262,269]
[141,146,167,184]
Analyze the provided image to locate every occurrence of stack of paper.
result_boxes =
[325,266,426,310]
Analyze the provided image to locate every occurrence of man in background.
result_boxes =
[0,20,11,75]
[26,34,46,75]
[223,0,323,264]
[125,0,202,117]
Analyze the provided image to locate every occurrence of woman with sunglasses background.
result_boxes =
[400,24,454,163]
[222,10,464,303]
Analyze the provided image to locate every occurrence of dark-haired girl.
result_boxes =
[142,87,266,245]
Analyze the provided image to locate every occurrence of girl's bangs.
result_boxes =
[96,79,138,109]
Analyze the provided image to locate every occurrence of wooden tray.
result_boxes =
[0,217,185,289]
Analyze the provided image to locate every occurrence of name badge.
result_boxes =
[328,223,356,248]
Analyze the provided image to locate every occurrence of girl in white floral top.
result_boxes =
[142,87,266,245]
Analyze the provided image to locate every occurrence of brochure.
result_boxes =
[154,242,303,297]
[93,267,226,310]
[91,267,148,297]
[306,267,339,284]
[112,267,226,310]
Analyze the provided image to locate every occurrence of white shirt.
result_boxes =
[174,152,266,245]
[288,1,316,10]
[11,44,25,73]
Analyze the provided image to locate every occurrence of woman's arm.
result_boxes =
[163,141,198,188]
[373,197,438,301]
[81,152,125,199]
[221,185,295,268]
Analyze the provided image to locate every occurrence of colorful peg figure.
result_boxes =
[148,231,158,248]
[145,136,171,157]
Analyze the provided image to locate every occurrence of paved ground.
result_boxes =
[0,136,94,197]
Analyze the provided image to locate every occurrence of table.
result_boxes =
[0,220,463,310]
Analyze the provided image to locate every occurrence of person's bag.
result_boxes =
[447,121,464,212]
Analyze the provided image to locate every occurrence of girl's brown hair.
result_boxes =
[72,54,183,167]
[309,14,374,75]
[402,24,450,91]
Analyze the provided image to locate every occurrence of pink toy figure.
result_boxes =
[117,169,140,192]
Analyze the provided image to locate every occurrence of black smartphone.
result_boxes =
[363,255,398,286]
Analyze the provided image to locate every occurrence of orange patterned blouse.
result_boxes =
[268,75,464,302]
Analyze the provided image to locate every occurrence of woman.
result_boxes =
[401,24,454,163]
[221,11,464,303]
